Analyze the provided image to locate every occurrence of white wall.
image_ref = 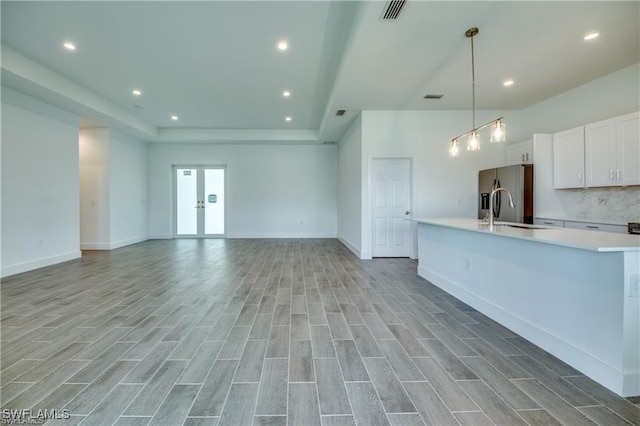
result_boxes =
[1,87,81,277]
[79,128,149,249]
[148,144,337,238]
[357,110,514,259]
[519,63,640,137]
[79,128,110,247]
[109,130,149,246]
[337,116,362,255]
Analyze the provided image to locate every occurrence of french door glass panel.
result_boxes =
[175,166,225,237]
[176,168,198,235]
[204,169,225,235]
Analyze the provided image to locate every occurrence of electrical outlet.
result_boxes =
[630,274,640,298]
[36,239,42,247]
[465,257,472,271]
[591,197,597,206]
[300,220,304,226]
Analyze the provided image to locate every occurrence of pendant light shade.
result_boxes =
[449,139,460,157]
[467,132,480,151]
[491,119,506,143]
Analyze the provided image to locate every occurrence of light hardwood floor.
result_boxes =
[1,239,639,425]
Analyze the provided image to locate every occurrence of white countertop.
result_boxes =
[414,218,640,252]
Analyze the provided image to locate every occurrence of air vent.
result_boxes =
[336,109,346,116]
[381,0,406,20]
[423,94,444,99]
[323,141,337,145]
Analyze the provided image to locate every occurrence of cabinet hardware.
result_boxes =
[586,225,599,229]
[610,170,615,180]
[543,221,554,225]
[617,170,621,180]
[578,172,583,181]
[522,154,525,162]
[526,153,529,161]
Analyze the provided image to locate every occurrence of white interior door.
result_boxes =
[372,158,411,257]
[175,166,225,237]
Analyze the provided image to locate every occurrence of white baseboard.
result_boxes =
[80,236,148,250]
[149,234,173,239]
[225,233,337,239]
[338,236,361,258]
[1,251,82,278]
[80,242,111,250]
[109,235,148,249]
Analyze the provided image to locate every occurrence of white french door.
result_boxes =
[372,158,411,257]
[174,166,225,237]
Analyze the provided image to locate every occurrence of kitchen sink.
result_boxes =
[478,221,552,230]
[502,223,551,230]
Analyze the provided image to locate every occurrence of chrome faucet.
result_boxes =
[489,187,515,229]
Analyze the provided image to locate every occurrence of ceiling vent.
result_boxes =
[336,109,346,116]
[423,94,444,99]
[381,0,406,21]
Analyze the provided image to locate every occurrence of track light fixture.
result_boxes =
[450,27,506,157]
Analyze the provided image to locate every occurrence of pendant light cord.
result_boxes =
[470,32,476,129]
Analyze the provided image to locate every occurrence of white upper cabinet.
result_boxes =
[506,140,533,165]
[585,118,617,187]
[553,126,585,189]
[585,112,640,187]
[554,111,639,189]
[617,111,640,186]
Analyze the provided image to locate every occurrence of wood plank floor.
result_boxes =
[1,239,638,425]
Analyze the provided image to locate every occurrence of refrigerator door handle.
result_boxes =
[495,179,502,218]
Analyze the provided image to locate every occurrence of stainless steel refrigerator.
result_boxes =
[478,164,534,224]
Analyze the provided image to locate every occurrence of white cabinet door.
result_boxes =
[553,127,585,189]
[585,119,617,187]
[506,140,533,165]
[617,111,640,186]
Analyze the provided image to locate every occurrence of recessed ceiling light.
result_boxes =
[171,115,179,121]
[584,32,600,41]
[285,116,292,122]
[503,80,515,87]
[283,90,291,97]
[277,40,288,51]
[132,89,142,96]
[63,42,76,51]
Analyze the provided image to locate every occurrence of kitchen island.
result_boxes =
[415,218,640,397]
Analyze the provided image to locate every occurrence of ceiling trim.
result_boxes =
[1,45,158,139]
[1,45,326,144]
[157,128,319,144]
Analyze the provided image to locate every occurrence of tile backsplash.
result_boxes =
[564,186,640,222]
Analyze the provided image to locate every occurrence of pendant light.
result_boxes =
[449,27,506,157]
